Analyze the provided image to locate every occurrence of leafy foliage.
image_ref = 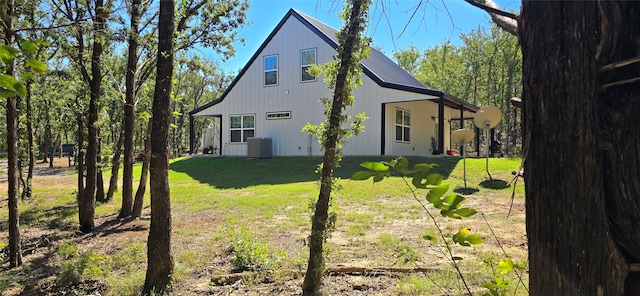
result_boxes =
[0,41,47,98]
[351,156,516,294]
[227,226,274,272]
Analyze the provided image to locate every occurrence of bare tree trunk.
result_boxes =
[521,1,639,294]
[133,118,152,218]
[302,1,369,294]
[143,0,175,293]
[75,96,85,202]
[2,0,22,267]
[23,80,34,198]
[121,0,141,218]
[106,128,124,201]
[95,137,105,203]
[79,0,108,233]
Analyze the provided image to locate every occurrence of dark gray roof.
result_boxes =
[191,8,478,116]
[295,9,432,92]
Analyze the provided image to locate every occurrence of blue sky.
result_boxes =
[213,0,521,74]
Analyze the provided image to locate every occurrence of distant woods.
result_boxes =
[393,24,522,155]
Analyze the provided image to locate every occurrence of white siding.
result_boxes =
[194,15,465,157]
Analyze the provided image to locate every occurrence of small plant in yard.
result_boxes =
[55,242,112,294]
[226,226,274,272]
[393,243,419,267]
[352,156,523,295]
[0,241,6,261]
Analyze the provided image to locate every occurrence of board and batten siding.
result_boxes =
[195,13,457,156]
[198,15,336,156]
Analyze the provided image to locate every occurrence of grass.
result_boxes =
[0,155,527,295]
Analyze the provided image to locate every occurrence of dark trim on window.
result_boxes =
[266,111,291,120]
[264,54,279,86]
[300,48,317,82]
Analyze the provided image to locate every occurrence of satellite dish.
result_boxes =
[452,129,476,188]
[473,105,502,129]
[473,105,502,180]
[451,129,475,145]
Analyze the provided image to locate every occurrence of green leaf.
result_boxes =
[422,234,437,243]
[0,74,18,91]
[444,208,477,219]
[413,163,433,172]
[441,194,465,210]
[394,157,410,174]
[425,173,443,186]
[0,45,18,60]
[14,82,26,97]
[351,171,373,181]
[426,184,449,206]
[26,59,47,73]
[0,89,13,98]
[372,174,384,183]
[497,258,514,274]
[482,276,510,290]
[20,40,38,54]
[20,72,34,81]
[411,169,430,189]
[360,161,389,172]
[452,256,464,261]
[452,228,484,246]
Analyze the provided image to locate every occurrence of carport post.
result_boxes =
[475,126,481,156]
[189,115,195,154]
[459,105,464,156]
[438,94,445,154]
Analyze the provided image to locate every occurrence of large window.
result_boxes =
[230,114,255,143]
[395,109,410,142]
[264,55,278,86]
[301,48,316,82]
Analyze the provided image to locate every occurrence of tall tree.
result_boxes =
[52,0,112,232]
[1,0,22,268]
[132,117,152,218]
[79,0,109,233]
[119,0,142,218]
[468,0,640,294]
[302,0,370,294]
[143,0,174,292]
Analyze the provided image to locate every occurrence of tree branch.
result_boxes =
[464,0,519,36]
[14,19,91,33]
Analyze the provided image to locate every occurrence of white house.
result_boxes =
[189,8,478,157]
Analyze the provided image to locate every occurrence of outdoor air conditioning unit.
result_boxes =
[247,137,273,159]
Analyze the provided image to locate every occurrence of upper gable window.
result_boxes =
[301,48,316,82]
[264,55,278,86]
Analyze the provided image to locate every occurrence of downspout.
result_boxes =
[438,94,445,155]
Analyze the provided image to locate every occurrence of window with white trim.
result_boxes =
[395,109,410,142]
[301,48,316,82]
[230,114,255,143]
[264,55,278,86]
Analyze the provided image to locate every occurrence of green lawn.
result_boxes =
[0,155,528,295]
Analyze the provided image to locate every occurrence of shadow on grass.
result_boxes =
[86,215,149,239]
[454,187,480,195]
[169,156,460,189]
[17,203,77,231]
[479,179,510,189]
